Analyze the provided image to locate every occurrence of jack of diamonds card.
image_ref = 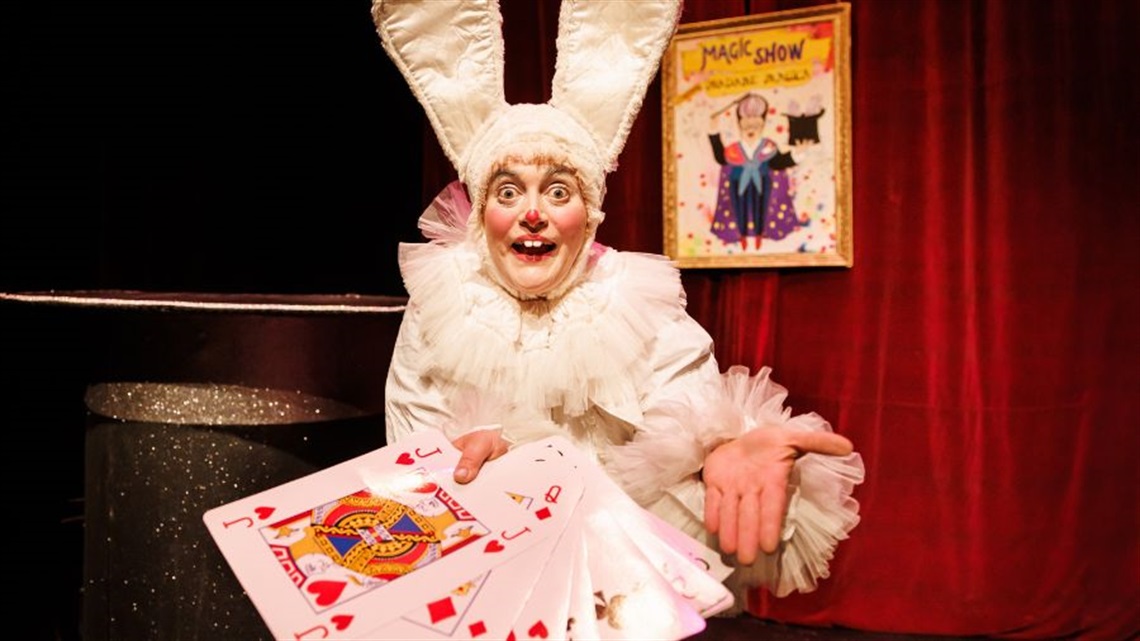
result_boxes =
[203,429,568,640]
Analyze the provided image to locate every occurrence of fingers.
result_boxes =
[717,485,786,564]
[718,490,739,557]
[488,437,510,461]
[792,431,854,457]
[704,486,723,536]
[736,492,762,565]
[714,491,771,563]
[454,451,488,484]
[452,431,505,484]
[757,475,788,555]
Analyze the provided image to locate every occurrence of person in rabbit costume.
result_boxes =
[373,0,864,608]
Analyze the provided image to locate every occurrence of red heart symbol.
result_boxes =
[484,540,505,553]
[330,614,353,631]
[528,620,549,638]
[411,481,439,494]
[254,506,275,520]
[506,632,516,641]
[307,580,347,607]
[396,452,415,465]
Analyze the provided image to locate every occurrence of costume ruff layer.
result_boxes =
[394,239,687,422]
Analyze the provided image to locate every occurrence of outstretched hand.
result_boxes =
[702,426,853,564]
[451,428,510,484]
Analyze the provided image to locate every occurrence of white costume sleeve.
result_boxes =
[384,303,452,446]
[384,240,546,446]
[385,289,532,446]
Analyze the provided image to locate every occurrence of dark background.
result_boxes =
[9,0,423,297]
[10,3,422,640]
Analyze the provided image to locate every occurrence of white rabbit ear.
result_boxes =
[550,0,682,170]
[372,0,508,170]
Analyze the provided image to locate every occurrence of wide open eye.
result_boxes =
[545,176,580,205]
[496,184,521,203]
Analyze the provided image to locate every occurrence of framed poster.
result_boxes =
[662,3,853,268]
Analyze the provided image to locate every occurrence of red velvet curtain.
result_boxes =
[419,1,1140,638]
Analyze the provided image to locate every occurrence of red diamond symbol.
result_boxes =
[535,507,552,520]
[427,597,457,624]
[469,621,487,637]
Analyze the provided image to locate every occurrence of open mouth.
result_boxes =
[512,239,556,258]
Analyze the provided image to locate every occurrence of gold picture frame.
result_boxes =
[662,3,853,268]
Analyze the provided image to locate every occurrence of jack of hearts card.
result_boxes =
[203,429,571,640]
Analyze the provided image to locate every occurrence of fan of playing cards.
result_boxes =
[203,430,735,640]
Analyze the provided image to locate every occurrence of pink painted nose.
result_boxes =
[524,209,540,223]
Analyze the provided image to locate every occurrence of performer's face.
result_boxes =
[483,160,589,298]
[739,114,766,139]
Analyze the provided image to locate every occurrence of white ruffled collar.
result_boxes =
[397,236,687,421]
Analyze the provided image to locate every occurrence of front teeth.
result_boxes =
[522,240,545,248]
